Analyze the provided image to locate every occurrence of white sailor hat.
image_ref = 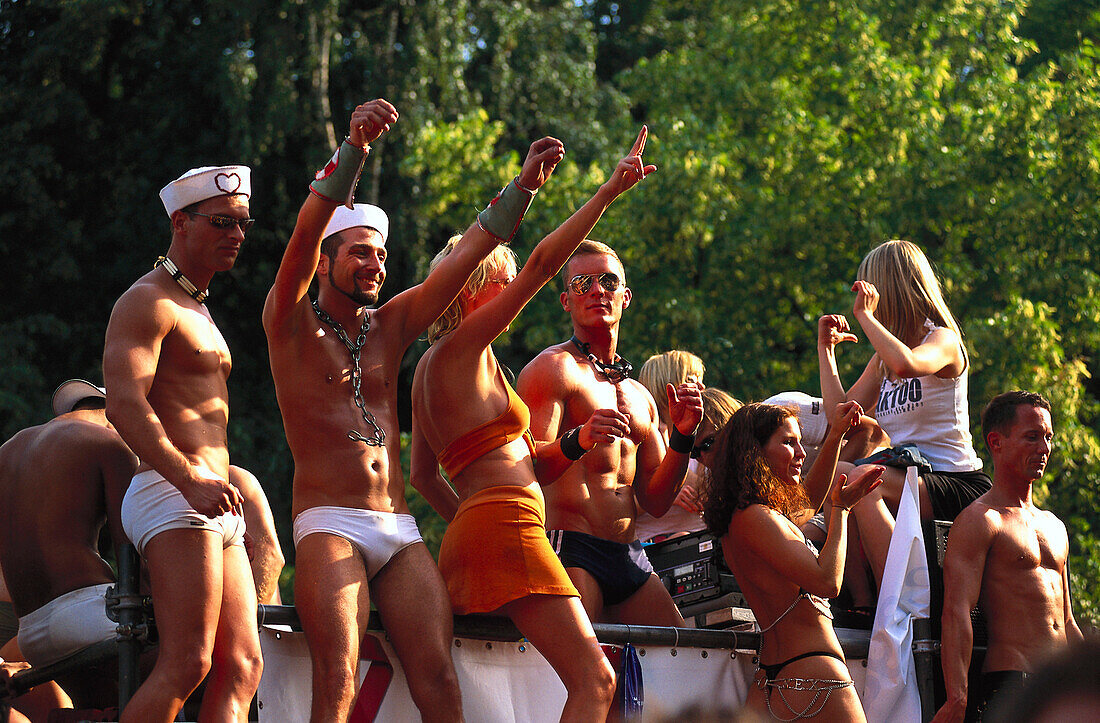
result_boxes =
[159,165,252,217]
[322,203,389,244]
[52,379,106,416]
[765,391,828,448]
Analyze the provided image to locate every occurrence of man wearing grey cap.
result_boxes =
[0,379,137,708]
[264,99,563,721]
[103,162,262,721]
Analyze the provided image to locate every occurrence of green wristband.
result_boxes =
[310,139,369,208]
[477,177,535,243]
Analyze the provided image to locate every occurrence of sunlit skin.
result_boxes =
[412,128,654,722]
[322,227,387,307]
[714,403,884,722]
[103,178,261,722]
[932,403,1083,723]
[518,232,703,634]
[763,417,807,486]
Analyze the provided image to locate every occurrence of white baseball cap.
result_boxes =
[765,391,828,448]
[52,379,106,416]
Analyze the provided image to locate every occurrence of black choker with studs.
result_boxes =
[570,335,633,384]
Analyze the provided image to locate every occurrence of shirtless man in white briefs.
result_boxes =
[0,379,136,708]
[263,98,565,721]
[104,163,261,722]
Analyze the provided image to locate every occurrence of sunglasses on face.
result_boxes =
[188,211,256,233]
[690,435,715,459]
[568,272,622,295]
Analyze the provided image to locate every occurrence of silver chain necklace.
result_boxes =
[312,299,386,446]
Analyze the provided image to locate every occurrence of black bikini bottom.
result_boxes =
[760,650,846,681]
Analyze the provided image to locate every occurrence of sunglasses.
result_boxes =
[568,272,622,295]
[188,211,256,233]
[690,435,715,459]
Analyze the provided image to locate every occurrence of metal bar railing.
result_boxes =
[257,604,873,658]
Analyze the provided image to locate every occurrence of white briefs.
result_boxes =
[122,468,246,556]
[18,583,116,668]
[293,506,423,580]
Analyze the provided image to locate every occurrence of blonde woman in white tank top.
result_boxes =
[818,240,990,587]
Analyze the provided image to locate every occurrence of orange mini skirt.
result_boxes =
[439,483,579,614]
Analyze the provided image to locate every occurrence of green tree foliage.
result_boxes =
[607,0,1100,617]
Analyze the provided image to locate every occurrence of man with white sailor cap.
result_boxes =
[103,162,262,720]
[263,97,564,720]
[0,378,137,709]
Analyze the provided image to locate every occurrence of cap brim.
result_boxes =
[51,379,106,416]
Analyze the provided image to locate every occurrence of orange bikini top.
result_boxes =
[437,368,537,480]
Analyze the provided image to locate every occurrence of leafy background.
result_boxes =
[3,0,1099,622]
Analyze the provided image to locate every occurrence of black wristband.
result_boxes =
[560,426,587,461]
[668,426,695,455]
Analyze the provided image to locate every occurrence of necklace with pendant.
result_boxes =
[312,299,386,446]
[570,335,633,384]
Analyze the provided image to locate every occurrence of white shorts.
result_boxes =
[18,583,116,667]
[293,506,423,580]
[122,468,246,556]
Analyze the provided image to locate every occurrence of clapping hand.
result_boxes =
[830,464,885,511]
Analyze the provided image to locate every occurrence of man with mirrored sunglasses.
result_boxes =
[103,163,262,722]
[517,239,703,628]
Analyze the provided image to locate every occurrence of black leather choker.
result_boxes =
[570,335,633,384]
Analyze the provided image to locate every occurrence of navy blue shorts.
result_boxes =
[546,529,654,606]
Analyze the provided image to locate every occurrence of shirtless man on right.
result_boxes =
[517,240,702,626]
[264,98,564,721]
[0,379,137,708]
[932,391,1084,722]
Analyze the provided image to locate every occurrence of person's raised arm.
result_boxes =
[409,409,460,521]
[103,290,242,517]
[851,280,963,378]
[931,509,993,723]
[264,100,398,336]
[634,381,703,517]
[794,400,863,522]
[382,137,566,349]
[818,313,879,413]
[445,126,656,351]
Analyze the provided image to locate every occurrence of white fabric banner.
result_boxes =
[864,466,931,723]
[258,627,759,721]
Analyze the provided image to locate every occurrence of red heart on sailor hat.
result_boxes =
[215,172,242,194]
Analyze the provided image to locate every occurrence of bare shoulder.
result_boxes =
[729,504,784,541]
[517,343,575,394]
[948,499,1001,549]
[1036,506,1069,537]
[108,272,181,333]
